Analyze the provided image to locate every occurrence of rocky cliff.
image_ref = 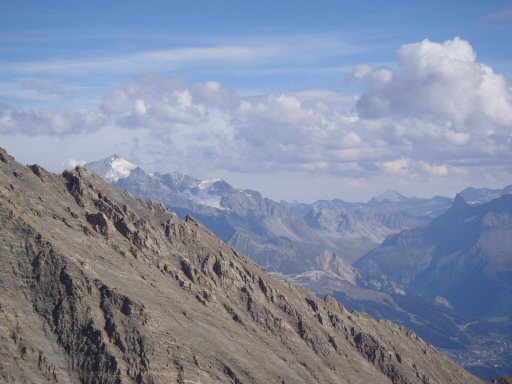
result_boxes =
[0,148,482,384]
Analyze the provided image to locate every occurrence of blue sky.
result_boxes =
[1,1,512,202]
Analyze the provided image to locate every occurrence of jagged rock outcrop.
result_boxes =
[0,148,483,384]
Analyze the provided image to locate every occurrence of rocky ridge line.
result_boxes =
[0,147,483,384]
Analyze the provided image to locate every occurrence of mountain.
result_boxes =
[86,156,451,270]
[356,193,512,318]
[354,193,512,378]
[493,377,512,384]
[459,185,512,205]
[369,190,410,204]
[84,155,512,378]
[87,158,334,274]
[296,194,452,263]
[0,147,483,383]
[86,154,138,182]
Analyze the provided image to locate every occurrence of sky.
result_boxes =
[1,0,512,202]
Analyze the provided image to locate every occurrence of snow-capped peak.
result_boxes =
[103,155,137,182]
[198,177,224,190]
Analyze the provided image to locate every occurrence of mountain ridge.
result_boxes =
[356,192,512,318]
[85,154,512,378]
[0,147,484,383]
[352,192,512,377]
[85,155,454,268]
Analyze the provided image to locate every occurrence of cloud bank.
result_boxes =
[0,105,105,136]
[96,38,511,181]
[1,37,511,200]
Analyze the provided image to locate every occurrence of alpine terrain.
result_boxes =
[353,193,512,378]
[85,155,512,379]
[86,156,451,272]
[0,147,484,383]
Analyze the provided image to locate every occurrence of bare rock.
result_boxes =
[86,211,111,236]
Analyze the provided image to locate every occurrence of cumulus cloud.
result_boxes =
[97,40,512,183]
[0,105,105,136]
[421,162,449,176]
[356,37,512,127]
[352,37,512,173]
[101,75,235,132]
[2,37,511,200]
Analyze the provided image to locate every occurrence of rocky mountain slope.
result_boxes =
[84,155,512,379]
[0,147,483,383]
[89,157,334,274]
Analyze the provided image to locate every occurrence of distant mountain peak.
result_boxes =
[459,184,512,204]
[371,189,408,203]
[85,154,138,182]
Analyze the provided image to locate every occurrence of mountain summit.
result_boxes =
[0,147,483,383]
[369,190,410,204]
[86,154,138,182]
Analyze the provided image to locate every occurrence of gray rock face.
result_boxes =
[0,147,483,384]
[493,377,512,384]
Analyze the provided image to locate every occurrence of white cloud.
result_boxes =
[421,162,449,176]
[1,37,511,201]
[0,34,365,78]
[356,37,512,128]
[378,158,411,174]
[0,105,105,136]
[351,37,512,175]
[485,6,512,20]
[1,46,274,76]
[27,38,512,187]
[62,158,87,169]
[101,75,236,133]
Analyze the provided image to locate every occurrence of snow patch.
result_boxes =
[183,189,223,209]
[104,156,137,182]
[198,177,223,190]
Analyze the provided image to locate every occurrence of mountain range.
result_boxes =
[85,154,512,379]
[0,147,484,383]
[353,192,512,377]
[86,155,455,269]
[357,193,512,319]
